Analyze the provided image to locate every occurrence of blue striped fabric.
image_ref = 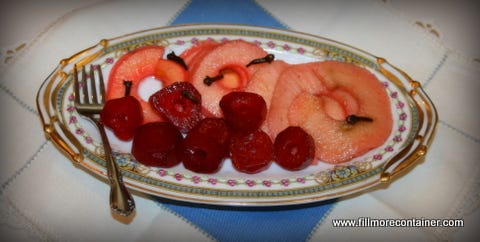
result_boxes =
[160,0,335,241]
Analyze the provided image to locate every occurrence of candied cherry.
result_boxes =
[229,130,273,174]
[177,131,225,174]
[101,80,143,141]
[149,82,202,132]
[219,91,267,133]
[274,126,315,171]
[189,117,231,153]
[131,122,183,167]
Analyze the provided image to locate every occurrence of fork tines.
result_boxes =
[73,64,106,112]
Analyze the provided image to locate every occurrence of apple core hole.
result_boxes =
[219,66,246,89]
[138,76,163,102]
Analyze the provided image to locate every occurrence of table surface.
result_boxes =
[1,0,479,241]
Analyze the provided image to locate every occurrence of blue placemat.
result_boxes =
[160,0,336,241]
[160,199,336,242]
[169,0,287,28]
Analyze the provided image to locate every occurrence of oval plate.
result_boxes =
[36,24,437,206]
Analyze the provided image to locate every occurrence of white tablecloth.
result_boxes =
[1,0,479,241]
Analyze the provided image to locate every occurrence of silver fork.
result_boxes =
[73,64,135,216]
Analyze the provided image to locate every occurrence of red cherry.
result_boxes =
[189,117,231,153]
[131,122,183,167]
[219,91,267,134]
[177,131,225,174]
[274,126,315,171]
[229,130,273,174]
[101,81,143,141]
[149,82,203,132]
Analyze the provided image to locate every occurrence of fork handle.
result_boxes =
[93,119,136,216]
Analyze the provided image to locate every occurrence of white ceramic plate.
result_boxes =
[37,24,437,206]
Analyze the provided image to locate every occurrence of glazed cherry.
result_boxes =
[219,91,267,133]
[274,126,315,171]
[101,81,143,141]
[229,130,273,174]
[177,131,225,174]
[189,117,231,153]
[149,82,202,132]
[131,122,183,167]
